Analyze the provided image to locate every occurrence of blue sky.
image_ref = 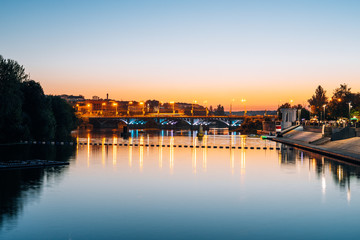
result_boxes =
[1,0,359,109]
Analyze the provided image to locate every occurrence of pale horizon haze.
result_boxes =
[1,0,359,110]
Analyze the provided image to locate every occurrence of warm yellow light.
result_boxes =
[102,103,106,106]
[170,101,175,104]
[129,101,133,105]
[194,100,197,104]
[113,103,118,106]
[87,104,91,107]
[76,104,79,107]
[338,98,342,102]
[290,99,294,103]
[241,99,246,103]
[139,102,144,105]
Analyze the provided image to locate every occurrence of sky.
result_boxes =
[1,0,360,110]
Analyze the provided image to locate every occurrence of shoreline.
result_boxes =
[272,134,360,165]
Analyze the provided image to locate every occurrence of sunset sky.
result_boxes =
[1,0,359,110]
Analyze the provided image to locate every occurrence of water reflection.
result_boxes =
[3,130,360,239]
[278,146,360,203]
[170,136,174,173]
[0,145,74,232]
[240,135,246,174]
[77,130,360,191]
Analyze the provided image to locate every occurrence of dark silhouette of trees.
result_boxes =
[0,55,78,143]
[21,80,56,140]
[209,105,213,115]
[308,85,328,118]
[214,104,225,115]
[0,56,27,143]
[238,118,263,134]
[327,84,356,119]
[48,96,78,140]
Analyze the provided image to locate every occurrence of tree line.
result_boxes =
[308,84,360,120]
[0,55,78,143]
[277,84,360,121]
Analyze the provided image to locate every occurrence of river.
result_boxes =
[1,129,360,239]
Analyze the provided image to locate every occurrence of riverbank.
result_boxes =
[272,126,360,164]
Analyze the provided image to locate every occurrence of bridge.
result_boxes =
[81,115,273,130]
[81,115,263,129]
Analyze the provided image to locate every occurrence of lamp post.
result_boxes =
[113,103,118,116]
[101,102,106,115]
[76,104,80,114]
[87,104,92,115]
[140,102,145,115]
[192,100,197,117]
[323,104,326,121]
[241,99,247,116]
[170,101,175,116]
[348,102,352,120]
[127,101,132,115]
[230,98,234,116]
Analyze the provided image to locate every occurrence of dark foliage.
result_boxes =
[238,118,263,134]
[214,104,225,116]
[308,85,328,117]
[0,55,78,143]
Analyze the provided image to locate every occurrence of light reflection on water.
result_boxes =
[1,129,360,239]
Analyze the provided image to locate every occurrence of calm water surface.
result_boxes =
[1,129,360,239]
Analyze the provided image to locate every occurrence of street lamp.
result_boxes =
[140,102,145,115]
[87,104,92,115]
[241,99,247,116]
[230,98,235,116]
[113,102,118,116]
[323,104,326,122]
[348,102,352,120]
[101,102,106,115]
[170,101,175,115]
[127,101,133,115]
[192,100,197,117]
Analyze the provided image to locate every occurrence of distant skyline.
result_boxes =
[1,0,359,110]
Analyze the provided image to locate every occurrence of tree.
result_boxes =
[209,105,213,115]
[21,80,56,140]
[48,96,78,140]
[328,84,355,119]
[238,118,263,134]
[0,55,27,143]
[214,104,225,116]
[308,85,328,118]
[0,56,78,143]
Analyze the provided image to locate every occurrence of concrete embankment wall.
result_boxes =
[275,128,360,164]
[331,127,356,141]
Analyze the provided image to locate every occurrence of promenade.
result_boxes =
[273,126,360,164]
